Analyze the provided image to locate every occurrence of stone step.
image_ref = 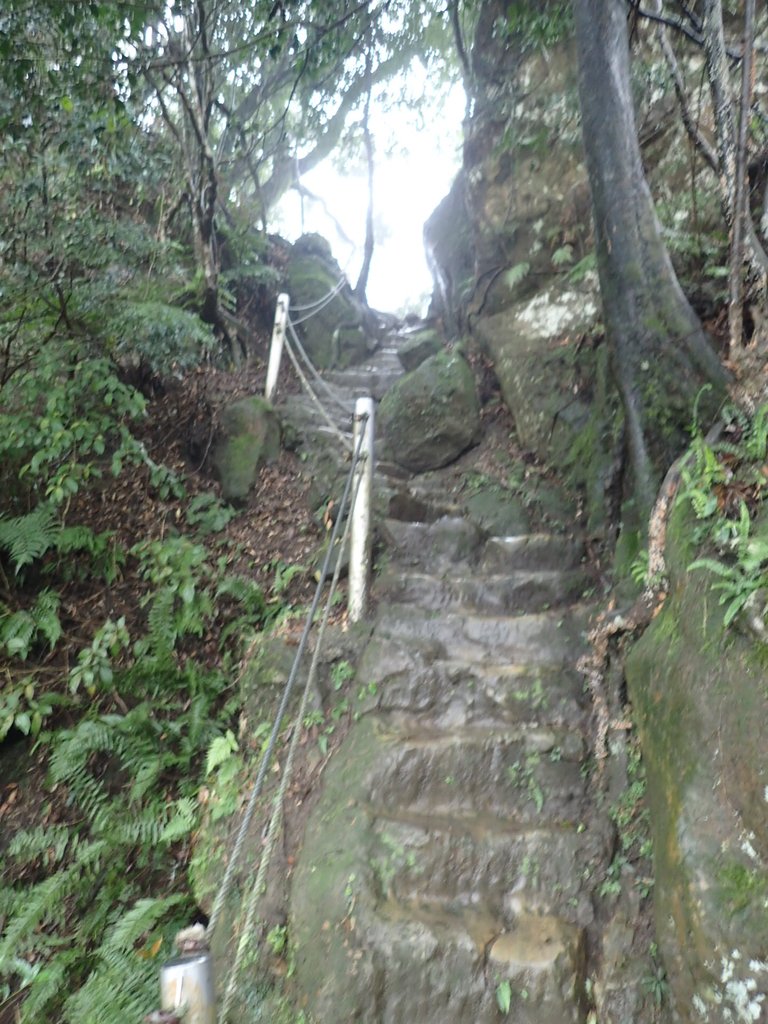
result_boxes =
[374,602,592,666]
[323,366,403,400]
[382,516,485,568]
[357,635,587,726]
[352,898,588,1024]
[366,729,588,826]
[370,813,604,926]
[481,534,585,572]
[378,567,590,614]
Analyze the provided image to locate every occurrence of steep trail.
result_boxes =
[278,333,620,1023]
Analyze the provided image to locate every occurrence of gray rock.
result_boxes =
[379,350,481,472]
[211,396,280,502]
[397,328,443,372]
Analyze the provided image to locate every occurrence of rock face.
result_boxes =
[285,233,373,369]
[211,396,280,502]
[378,350,480,472]
[625,502,768,1024]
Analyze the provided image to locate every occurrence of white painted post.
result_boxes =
[265,292,289,403]
[159,952,216,1024]
[349,396,374,622]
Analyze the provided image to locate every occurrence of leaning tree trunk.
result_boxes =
[573,0,728,516]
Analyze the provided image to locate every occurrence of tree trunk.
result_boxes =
[573,0,728,516]
[355,73,375,303]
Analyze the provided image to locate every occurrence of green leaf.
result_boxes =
[206,731,238,775]
[496,980,512,1014]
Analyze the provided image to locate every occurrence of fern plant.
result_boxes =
[0,688,224,1024]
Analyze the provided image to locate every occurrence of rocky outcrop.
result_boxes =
[378,350,480,472]
[211,396,280,502]
[626,502,768,1024]
[285,233,374,369]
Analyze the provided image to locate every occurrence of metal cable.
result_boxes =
[286,316,355,415]
[217,427,369,1024]
[288,276,346,318]
[284,329,354,452]
[204,419,367,943]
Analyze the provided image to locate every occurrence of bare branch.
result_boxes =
[728,0,755,355]
[653,0,718,172]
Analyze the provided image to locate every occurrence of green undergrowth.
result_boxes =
[0,351,302,1022]
[675,401,768,632]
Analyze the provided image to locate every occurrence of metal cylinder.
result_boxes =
[160,953,216,1024]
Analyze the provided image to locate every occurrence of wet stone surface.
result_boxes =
[273,332,649,1023]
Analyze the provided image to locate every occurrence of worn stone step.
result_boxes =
[378,567,590,614]
[382,515,485,568]
[481,534,585,572]
[370,813,605,926]
[323,366,403,399]
[357,635,587,726]
[367,730,588,826]
[374,602,592,665]
[372,902,587,1024]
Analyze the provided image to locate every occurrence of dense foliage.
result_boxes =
[0,1,461,1019]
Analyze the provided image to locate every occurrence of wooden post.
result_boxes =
[349,396,374,622]
[265,293,289,403]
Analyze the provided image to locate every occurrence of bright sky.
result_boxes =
[274,77,465,317]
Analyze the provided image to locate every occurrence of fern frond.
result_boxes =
[32,589,62,649]
[0,506,59,573]
[0,867,79,961]
[8,824,73,867]
[104,895,185,954]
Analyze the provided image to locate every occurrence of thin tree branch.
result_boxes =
[728,0,755,354]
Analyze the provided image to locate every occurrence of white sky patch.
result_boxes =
[274,76,465,316]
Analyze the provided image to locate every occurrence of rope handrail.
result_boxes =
[286,314,355,415]
[217,425,369,1024]
[288,275,347,319]
[204,419,367,947]
[284,325,354,451]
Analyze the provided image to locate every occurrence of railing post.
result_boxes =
[349,396,374,623]
[265,292,289,403]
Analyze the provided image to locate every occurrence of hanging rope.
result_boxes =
[217,424,368,1024]
[287,316,355,415]
[284,323,354,451]
[288,276,346,317]
[204,430,365,945]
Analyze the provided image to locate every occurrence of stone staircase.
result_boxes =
[279,335,615,1023]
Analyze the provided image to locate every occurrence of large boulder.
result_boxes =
[285,233,372,369]
[397,327,443,372]
[625,502,768,1023]
[211,396,280,502]
[379,350,480,472]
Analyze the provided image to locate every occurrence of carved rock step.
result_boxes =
[481,534,585,572]
[291,705,596,1023]
[366,901,587,1024]
[323,365,404,400]
[381,516,485,568]
[366,729,588,826]
[358,634,587,726]
[370,812,606,926]
[375,602,592,666]
[378,567,591,614]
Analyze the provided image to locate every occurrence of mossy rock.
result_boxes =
[397,328,443,372]
[625,500,768,1022]
[286,234,369,369]
[211,396,280,502]
[379,350,481,472]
